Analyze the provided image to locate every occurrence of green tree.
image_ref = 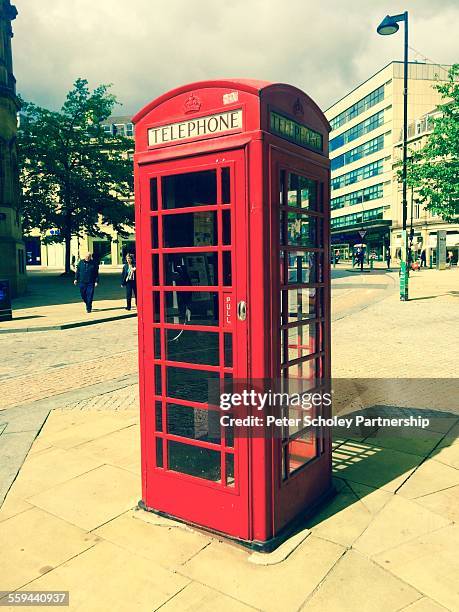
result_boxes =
[18,78,134,274]
[405,64,459,222]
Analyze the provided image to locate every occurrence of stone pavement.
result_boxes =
[0,267,458,611]
[1,270,136,333]
[1,398,458,611]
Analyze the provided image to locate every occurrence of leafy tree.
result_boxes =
[18,78,134,273]
[405,64,459,222]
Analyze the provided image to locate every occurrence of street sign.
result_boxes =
[358,230,366,239]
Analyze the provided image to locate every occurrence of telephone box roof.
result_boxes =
[132,78,329,131]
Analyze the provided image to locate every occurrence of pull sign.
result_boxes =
[223,292,232,328]
[237,301,247,321]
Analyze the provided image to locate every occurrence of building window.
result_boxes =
[330,110,385,152]
[331,135,385,171]
[331,159,385,190]
[126,123,134,137]
[331,207,384,229]
[102,124,111,135]
[331,183,384,210]
[329,85,385,131]
[114,124,126,136]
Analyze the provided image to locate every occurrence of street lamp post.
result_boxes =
[377,11,409,300]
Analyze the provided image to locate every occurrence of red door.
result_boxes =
[137,149,250,539]
[269,148,331,532]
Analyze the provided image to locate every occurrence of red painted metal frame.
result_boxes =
[133,79,331,548]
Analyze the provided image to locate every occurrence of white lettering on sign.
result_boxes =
[148,109,243,147]
[223,293,232,327]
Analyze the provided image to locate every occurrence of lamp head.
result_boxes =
[377,15,400,35]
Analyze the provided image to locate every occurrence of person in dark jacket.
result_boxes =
[74,252,99,313]
[121,253,136,310]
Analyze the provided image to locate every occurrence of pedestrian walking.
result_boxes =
[385,248,391,270]
[121,253,137,310]
[420,249,426,268]
[74,252,99,313]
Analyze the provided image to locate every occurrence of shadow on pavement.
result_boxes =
[305,404,458,532]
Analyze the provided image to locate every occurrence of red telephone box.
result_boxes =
[133,79,332,550]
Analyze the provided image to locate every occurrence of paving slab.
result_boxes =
[400,597,450,612]
[26,464,139,531]
[413,484,459,523]
[93,510,211,568]
[396,457,459,499]
[71,423,140,471]
[10,540,190,612]
[300,550,421,612]
[429,441,459,469]
[6,446,105,501]
[373,525,459,611]
[0,506,99,592]
[305,481,391,548]
[159,582,258,612]
[179,536,344,612]
[353,495,451,557]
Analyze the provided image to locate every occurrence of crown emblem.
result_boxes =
[183,93,202,114]
[293,98,304,117]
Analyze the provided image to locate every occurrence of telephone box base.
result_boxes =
[138,485,335,553]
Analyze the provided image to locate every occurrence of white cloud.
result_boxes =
[12,0,459,115]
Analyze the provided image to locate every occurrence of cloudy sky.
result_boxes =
[12,0,459,116]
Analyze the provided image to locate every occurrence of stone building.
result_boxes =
[0,0,25,295]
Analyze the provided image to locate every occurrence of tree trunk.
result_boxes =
[64,230,72,274]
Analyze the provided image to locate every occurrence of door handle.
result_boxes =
[237,300,247,321]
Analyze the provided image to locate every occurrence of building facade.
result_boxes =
[325,62,451,262]
[393,109,459,265]
[24,115,136,269]
[0,0,26,295]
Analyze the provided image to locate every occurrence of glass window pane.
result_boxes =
[286,358,317,380]
[154,328,161,358]
[151,216,158,248]
[222,210,231,245]
[162,170,217,209]
[152,254,159,285]
[167,403,220,444]
[168,440,221,481]
[286,252,323,284]
[153,291,160,322]
[163,212,217,247]
[287,324,318,362]
[287,175,318,211]
[156,437,163,467]
[285,213,320,247]
[165,291,218,326]
[164,253,218,286]
[150,178,158,211]
[288,428,316,474]
[155,365,162,394]
[226,454,235,487]
[223,252,232,286]
[166,366,219,403]
[224,333,233,367]
[155,402,163,431]
[222,167,231,204]
[283,288,321,323]
[166,330,219,365]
